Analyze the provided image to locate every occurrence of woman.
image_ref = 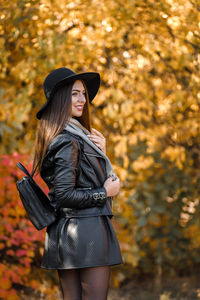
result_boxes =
[34,67,122,300]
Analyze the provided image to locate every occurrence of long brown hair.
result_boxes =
[33,80,91,174]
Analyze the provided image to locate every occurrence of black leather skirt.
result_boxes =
[41,215,122,269]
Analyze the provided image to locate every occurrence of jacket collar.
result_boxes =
[65,119,114,177]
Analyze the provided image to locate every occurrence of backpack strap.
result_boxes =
[16,162,32,178]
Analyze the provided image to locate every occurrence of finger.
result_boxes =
[88,132,104,139]
[107,177,113,182]
[88,136,103,143]
[90,140,104,149]
[92,142,102,148]
[91,141,103,150]
[91,128,105,138]
[87,134,100,138]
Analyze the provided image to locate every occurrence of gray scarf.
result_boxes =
[64,118,115,178]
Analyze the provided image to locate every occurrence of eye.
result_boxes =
[72,92,78,96]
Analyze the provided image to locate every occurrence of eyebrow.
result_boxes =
[72,89,85,92]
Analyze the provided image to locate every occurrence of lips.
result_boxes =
[75,105,84,111]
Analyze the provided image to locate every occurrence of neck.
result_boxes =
[69,117,90,135]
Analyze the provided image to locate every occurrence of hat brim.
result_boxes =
[36,72,100,119]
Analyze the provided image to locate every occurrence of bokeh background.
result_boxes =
[1,0,200,299]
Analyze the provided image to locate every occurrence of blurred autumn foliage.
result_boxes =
[1,0,200,298]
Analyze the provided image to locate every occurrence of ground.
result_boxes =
[108,275,200,300]
[19,274,200,300]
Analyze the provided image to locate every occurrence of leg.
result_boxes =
[57,269,82,300]
[80,266,110,300]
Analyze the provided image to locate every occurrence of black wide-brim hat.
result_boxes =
[36,67,100,119]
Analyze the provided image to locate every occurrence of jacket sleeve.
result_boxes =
[53,139,107,210]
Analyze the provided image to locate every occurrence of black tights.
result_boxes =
[57,266,110,300]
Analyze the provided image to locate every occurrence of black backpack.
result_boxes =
[16,162,56,230]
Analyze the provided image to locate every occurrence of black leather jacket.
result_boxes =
[40,130,113,218]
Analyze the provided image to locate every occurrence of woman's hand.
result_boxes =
[87,128,106,153]
[103,176,120,197]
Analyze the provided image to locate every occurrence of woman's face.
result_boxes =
[71,80,86,117]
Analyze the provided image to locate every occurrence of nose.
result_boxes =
[78,93,86,103]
